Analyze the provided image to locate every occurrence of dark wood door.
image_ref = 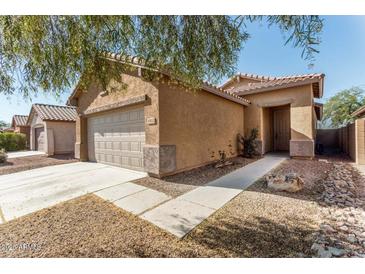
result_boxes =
[273,108,290,151]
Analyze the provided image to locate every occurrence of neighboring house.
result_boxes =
[221,73,324,158]
[1,127,15,133]
[11,115,30,147]
[27,104,77,156]
[67,53,324,177]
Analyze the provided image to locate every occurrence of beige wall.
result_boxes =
[75,69,160,160]
[357,118,365,164]
[46,121,76,154]
[240,84,315,157]
[158,81,245,174]
[337,118,365,164]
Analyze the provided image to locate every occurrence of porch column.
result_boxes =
[75,115,88,161]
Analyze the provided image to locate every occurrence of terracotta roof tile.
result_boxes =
[68,52,250,106]
[32,104,77,122]
[352,105,365,118]
[202,81,250,105]
[225,73,324,97]
[12,115,29,127]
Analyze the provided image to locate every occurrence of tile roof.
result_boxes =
[201,81,250,105]
[224,73,324,98]
[220,73,275,89]
[68,52,250,106]
[352,105,365,118]
[31,104,77,122]
[12,115,29,127]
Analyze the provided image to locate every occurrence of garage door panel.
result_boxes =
[35,127,45,152]
[88,108,145,171]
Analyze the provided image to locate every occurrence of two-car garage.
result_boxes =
[87,108,146,171]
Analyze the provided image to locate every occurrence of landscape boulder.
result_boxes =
[266,173,304,192]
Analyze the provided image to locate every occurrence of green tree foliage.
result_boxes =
[0,120,10,128]
[322,87,365,128]
[0,16,323,97]
[237,128,259,158]
[0,132,27,151]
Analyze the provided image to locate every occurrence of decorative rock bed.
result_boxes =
[311,162,365,258]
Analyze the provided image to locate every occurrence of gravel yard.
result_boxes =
[1,155,364,258]
[0,192,318,258]
[248,158,333,201]
[0,154,77,175]
[133,156,258,197]
[311,162,365,257]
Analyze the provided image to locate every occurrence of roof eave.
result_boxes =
[219,75,238,90]
[318,76,324,99]
[352,105,365,118]
[202,84,250,106]
[69,54,249,107]
[42,119,76,123]
[26,108,36,126]
[236,78,322,96]
[314,102,323,120]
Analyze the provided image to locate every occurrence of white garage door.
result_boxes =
[87,108,145,171]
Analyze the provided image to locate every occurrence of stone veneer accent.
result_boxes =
[143,145,176,176]
[83,94,147,115]
[290,139,315,158]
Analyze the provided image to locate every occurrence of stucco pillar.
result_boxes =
[289,105,315,158]
[75,115,88,161]
[30,127,35,151]
[46,128,55,156]
[355,118,365,165]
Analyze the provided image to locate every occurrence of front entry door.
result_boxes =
[273,107,290,151]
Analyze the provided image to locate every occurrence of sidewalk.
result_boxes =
[141,154,287,238]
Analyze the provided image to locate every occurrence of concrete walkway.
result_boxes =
[6,150,46,159]
[142,154,287,238]
[0,162,146,223]
[94,182,171,215]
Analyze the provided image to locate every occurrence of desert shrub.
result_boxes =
[237,128,259,158]
[0,149,7,163]
[0,132,27,151]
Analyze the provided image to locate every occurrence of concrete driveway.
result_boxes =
[0,162,146,223]
[6,151,46,159]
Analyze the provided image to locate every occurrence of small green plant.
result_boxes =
[237,128,259,158]
[0,149,7,164]
[0,132,27,151]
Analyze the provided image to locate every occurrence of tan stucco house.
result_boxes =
[11,115,30,147]
[68,53,324,177]
[221,73,324,158]
[27,104,77,156]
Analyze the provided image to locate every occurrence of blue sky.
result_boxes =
[1,16,365,123]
